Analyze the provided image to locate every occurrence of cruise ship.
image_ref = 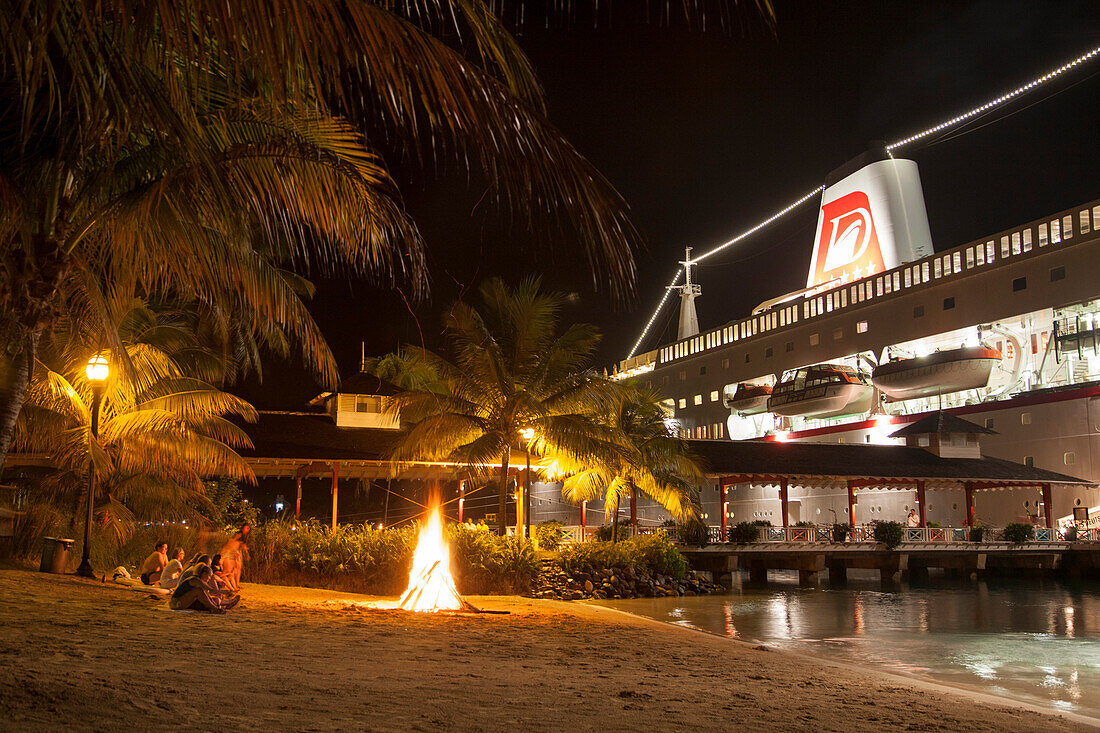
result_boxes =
[614,150,1100,527]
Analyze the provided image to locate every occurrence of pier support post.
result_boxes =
[798,569,819,587]
[827,560,847,585]
[916,481,927,527]
[1042,483,1053,529]
[720,479,729,539]
[748,561,767,585]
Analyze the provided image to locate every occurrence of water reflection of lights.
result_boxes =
[1065,606,1075,639]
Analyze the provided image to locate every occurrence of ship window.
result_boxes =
[1012,276,1027,292]
[678,398,686,409]
[694,394,703,406]
[986,241,996,262]
[856,320,869,333]
[1050,266,1065,282]
[1011,232,1022,255]
[1025,456,1034,467]
[933,259,942,278]
[1022,229,1033,251]
[1093,206,1100,231]
[809,333,820,346]
[710,390,719,402]
[904,269,912,287]
[679,370,686,381]
[700,366,707,375]
[785,341,794,352]
[839,289,847,308]
[921,262,930,282]
[765,347,773,358]
[965,247,975,268]
[913,305,925,318]
[985,418,994,429]
[1021,412,1031,425]
[893,272,901,290]
[1039,223,1049,247]
[918,436,929,447]
[883,276,891,295]
[780,310,786,326]
[1063,214,1073,239]
[356,395,381,413]
[975,246,985,266]
[952,252,962,273]
[1001,236,1010,258]
[1051,219,1062,243]
[833,328,843,340]
[876,278,884,296]
[1065,452,1077,465]
[943,297,955,310]
[745,353,751,364]
[721,358,730,369]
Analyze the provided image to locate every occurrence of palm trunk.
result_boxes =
[611,495,619,543]
[630,481,638,535]
[0,328,41,471]
[497,450,510,536]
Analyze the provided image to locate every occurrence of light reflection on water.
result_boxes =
[596,572,1100,717]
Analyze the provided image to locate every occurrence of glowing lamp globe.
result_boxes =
[86,354,109,382]
[520,428,535,441]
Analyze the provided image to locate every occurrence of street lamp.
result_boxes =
[520,428,535,541]
[76,354,108,578]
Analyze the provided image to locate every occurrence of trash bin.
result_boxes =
[39,537,75,574]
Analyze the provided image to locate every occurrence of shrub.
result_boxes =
[448,524,537,593]
[676,518,709,548]
[872,520,904,549]
[831,523,850,542]
[594,522,631,542]
[534,520,565,551]
[729,521,759,544]
[556,534,687,580]
[752,519,772,527]
[1003,522,1035,544]
[794,520,816,527]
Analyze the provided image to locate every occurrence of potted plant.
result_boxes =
[832,523,850,542]
[969,519,985,543]
[1003,522,1035,544]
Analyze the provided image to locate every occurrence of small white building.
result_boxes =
[310,373,402,430]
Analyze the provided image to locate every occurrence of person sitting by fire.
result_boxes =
[157,548,187,589]
[138,541,169,586]
[169,564,240,613]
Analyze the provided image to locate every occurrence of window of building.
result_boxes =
[984,418,995,430]
[943,297,955,310]
[721,358,730,369]
[809,333,819,346]
[832,328,843,340]
[678,398,686,409]
[744,353,751,363]
[764,346,773,358]
[1021,412,1032,425]
[1065,451,1077,465]
[785,341,794,352]
[710,390,719,402]
[913,305,925,318]
[679,370,686,381]
[1025,456,1034,467]
[355,395,381,413]
[1012,276,1027,292]
[693,394,703,406]
[1050,266,1066,282]
[856,320,868,334]
[699,365,707,375]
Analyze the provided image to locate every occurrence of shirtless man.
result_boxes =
[138,542,169,585]
[217,525,250,592]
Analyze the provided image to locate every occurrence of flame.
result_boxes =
[398,503,464,612]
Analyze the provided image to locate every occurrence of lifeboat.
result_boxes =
[768,364,875,419]
[724,383,773,415]
[871,345,1002,401]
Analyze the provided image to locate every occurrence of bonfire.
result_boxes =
[398,503,467,612]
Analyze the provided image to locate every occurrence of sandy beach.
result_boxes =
[0,567,1092,732]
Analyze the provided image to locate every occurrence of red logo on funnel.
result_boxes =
[810,191,885,287]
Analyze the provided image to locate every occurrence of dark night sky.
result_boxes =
[238,0,1100,409]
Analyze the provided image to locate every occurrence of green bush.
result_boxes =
[594,522,631,542]
[556,534,687,580]
[831,523,850,542]
[729,521,759,544]
[873,520,905,549]
[794,520,816,527]
[535,520,565,551]
[1003,522,1035,544]
[447,524,537,593]
[676,518,709,548]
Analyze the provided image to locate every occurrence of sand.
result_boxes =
[0,568,1093,732]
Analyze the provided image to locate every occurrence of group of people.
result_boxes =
[134,525,251,614]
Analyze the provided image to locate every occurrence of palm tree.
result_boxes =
[13,299,257,537]
[388,277,617,535]
[559,382,704,541]
[0,1,653,470]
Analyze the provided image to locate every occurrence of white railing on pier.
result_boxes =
[714,524,1068,544]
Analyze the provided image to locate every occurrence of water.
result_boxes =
[596,573,1100,718]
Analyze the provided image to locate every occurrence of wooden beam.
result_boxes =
[847,480,857,530]
[295,477,302,519]
[779,477,789,528]
[331,460,340,531]
[916,480,927,527]
[1042,483,1053,529]
[964,482,975,527]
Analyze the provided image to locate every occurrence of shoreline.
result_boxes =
[587,599,1100,729]
[1,569,1093,731]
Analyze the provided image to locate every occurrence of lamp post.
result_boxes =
[76,354,109,578]
[520,428,535,541]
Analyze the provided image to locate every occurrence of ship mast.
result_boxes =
[674,247,701,340]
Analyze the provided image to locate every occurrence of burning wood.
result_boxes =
[398,503,465,612]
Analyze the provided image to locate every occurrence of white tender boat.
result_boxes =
[872,345,1002,401]
[768,365,875,419]
[724,383,773,415]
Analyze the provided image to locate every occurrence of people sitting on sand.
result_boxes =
[210,554,229,589]
[168,564,240,613]
[158,548,187,590]
[218,525,250,592]
[138,542,169,585]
